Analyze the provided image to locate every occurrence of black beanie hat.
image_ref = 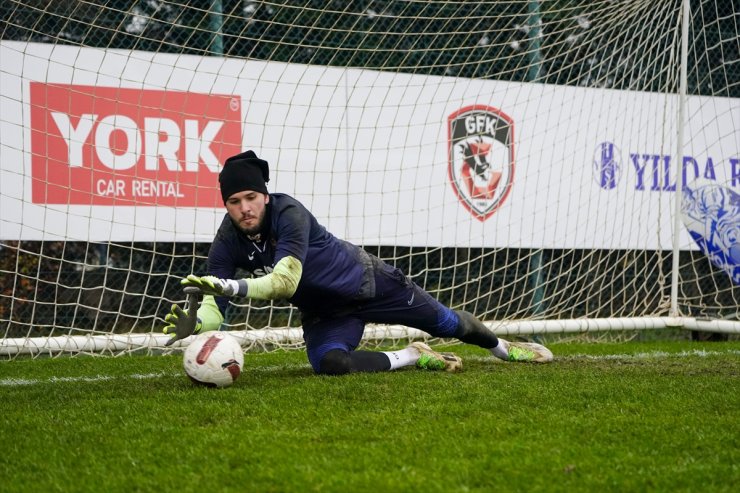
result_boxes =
[218,150,270,203]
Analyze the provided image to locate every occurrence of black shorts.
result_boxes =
[302,261,458,372]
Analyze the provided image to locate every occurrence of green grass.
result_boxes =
[1,341,739,493]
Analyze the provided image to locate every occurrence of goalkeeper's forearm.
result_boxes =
[233,256,302,300]
[197,295,224,332]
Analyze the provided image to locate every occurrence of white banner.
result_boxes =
[1,41,738,249]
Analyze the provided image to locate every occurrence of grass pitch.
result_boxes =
[1,340,738,492]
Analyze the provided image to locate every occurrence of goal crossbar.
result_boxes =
[3,317,738,357]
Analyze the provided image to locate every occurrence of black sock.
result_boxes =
[319,349,391,375]
[349,350,392,372]
[453,310,500,349]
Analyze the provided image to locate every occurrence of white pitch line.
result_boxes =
[558,348,740,361]
[0,371,180,387]
[466,348,740,363]
[0,364,313,387]
[0,350,737,387]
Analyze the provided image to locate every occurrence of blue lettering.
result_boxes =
[627,151,736,192]
[631,153,647,190]
[663,155,674,191]
[649,154,661,191]
[683,156,700,191]
[703,156,716,180]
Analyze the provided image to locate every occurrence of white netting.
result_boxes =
[1,0,738,357]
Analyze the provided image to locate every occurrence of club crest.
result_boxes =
[593,141,622,190]
[448,105,515,221]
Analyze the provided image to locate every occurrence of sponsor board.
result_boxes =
[30,83,242,207]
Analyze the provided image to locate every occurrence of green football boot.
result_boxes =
[411,342,463,372]
[505,341,553,363]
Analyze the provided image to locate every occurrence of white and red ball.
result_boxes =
[183,332,244,387]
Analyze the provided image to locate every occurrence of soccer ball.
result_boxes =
[183,332,244,388]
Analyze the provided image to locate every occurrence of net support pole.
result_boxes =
[527,0,546,319]
[670,0,690,317]
[209,0,224,56]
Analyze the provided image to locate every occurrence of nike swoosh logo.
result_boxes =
[248,252,255,261]
[407,292,415,305]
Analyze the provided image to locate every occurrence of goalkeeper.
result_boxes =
[163,150,552,374]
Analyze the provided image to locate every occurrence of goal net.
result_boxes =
[1,0,738,357]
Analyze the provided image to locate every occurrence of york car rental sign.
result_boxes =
[30,83,242,207]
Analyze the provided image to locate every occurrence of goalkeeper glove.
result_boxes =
[181,274,246,297]
[163,294,224,346]
[163,303,202,347]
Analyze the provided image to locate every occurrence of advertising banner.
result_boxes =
[30,83,241,207]
[1,41,738,249]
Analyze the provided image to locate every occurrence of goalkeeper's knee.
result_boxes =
[454,310,499,349]
[317,349,353,376]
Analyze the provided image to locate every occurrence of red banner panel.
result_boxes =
[30,83,242,207]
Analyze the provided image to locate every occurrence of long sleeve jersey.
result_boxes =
[206,193,375,316]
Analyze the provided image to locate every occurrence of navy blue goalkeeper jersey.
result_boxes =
[207,193,374,315]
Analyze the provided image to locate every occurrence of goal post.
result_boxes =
[1,0,738,357]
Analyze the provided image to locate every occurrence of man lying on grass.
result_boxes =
[163,150,552,374]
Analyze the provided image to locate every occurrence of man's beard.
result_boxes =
[234,209,265,237]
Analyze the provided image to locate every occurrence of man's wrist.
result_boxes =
[235,279,248,297]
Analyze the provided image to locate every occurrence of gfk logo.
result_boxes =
[448,105,515,221]
[30,83,242,206]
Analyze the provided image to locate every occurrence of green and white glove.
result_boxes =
[163,303,202,346]
[163,294,224,346]
[181,274,246,298]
